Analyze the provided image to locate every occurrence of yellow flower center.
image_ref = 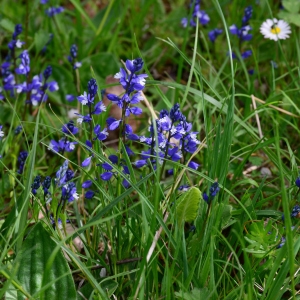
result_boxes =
[271,26,281,34]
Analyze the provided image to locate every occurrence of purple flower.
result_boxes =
[102,162,113,171]
[242,6,253,26]
[82,156,92,167]
[209,182,220,198]
[94,124,108,141]
[93,101,106,115]
[126,58,144,73]
[88,78,98,98]
[100,172,114,181]
[62,182,79,202]
[208,28,223,42]
[241,50,252,59]
[62,120,79,135]
[17,151,28,174]
[0,125,4,139]
[55,160,69,186]
[188,161,199,170]
[45,6,64,17]
[85,190,95,199]
[76,113,92,124]
[291,205,300,218]
[296,177,300,188]
[77,91,93,106]
[15,50,30,75]
[66,94,75,101]
[82,180,93,188]
[203,192,209,203]
[106,117,122,131]
[49,139,77,153]
[229,24,252,41]
[135,159,147,168]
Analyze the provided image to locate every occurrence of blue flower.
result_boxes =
[55,160,69,186]
[126,58,144,73]
[88,78,98,98]
[31,175,41,195]
[229,24,252,41]
[106,117,122,131]
[134,159,147,168]
[85,190,95,199]
[15,50,30,75]
[178,184,190,192]
[242,6,253,26]
[62,120,79,135]
[181,0,210,27]
[45,6,64,17]
[14,125,22,135]
[43,65,52,80]
[101,172,114,181]
[49,139,77,153]
[82,180,93,188]
[68,44,82,69]
[241,50,252,59]
[188,161,199,170]
[17,151,28,174]
[291,205,300,218]
[295,177,300,188]
[0,125,4,139]
[203,192,209,203]
[209,182,220,198]
[62,182,79,202]
[94,125,108,141]
[82,156,92,167]
[42,176,52,195]
[208,28,223,42]
[93,101,106,115]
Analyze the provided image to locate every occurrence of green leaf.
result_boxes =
[278,11,300,27]
[0,18,15,32]
[282,0,300,13]
[220,204,233,229]
[176,187,201,225]
[175,288,209,299]
[34,30,50,53]
[16,222,76,300]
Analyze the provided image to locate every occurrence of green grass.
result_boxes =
[0,0,300,299]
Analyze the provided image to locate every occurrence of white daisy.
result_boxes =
[260,18,291,41]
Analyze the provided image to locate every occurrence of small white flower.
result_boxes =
[260,18,291,41]
[68,108,79,119]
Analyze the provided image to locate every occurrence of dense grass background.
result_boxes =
[0,0,300,299]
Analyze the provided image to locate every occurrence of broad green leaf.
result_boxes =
[16,222,76,300]
[220,204,233,229]
[34,30,50,53]
[282,0,300,13]
[175,288,209,299]
[0,19,15,32]
[278,11,300,27]
[176,187,201,225]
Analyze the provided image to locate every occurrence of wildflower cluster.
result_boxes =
[17,151,28,174]
[56,160,78,203]
[40,0,64,17]
[77,78,107,125]
[181,0,210,28]
[68,44,82,70]
[229,6,253,60]
[203,182,220,204]
[106,58,146,134]
[0,24,59,104]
